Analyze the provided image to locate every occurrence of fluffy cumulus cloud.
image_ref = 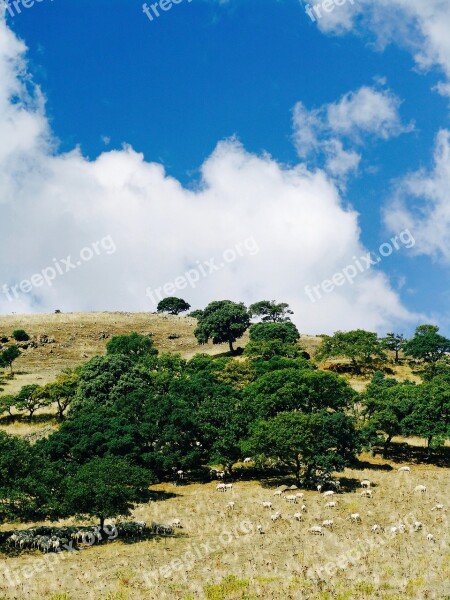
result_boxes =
[0,16,417,333]
[384,129,450,261]
[293,86,411,179]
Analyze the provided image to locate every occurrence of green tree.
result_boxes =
[194,300,250,354]
[403,325,450,368]
[403,375,450,453]
[12,330,30,342]
[244,411,359,483]
[157,297,191,315]
[249,321,300,344]
[0,345,21,375]
[63,457,152,531]
[37,368,79,420]
[15,384,49,419]
[106,332,158,361]
[381,332,405,363]
[0,395,16,418]
[244,340,302,360]
[249,300,293,322]
[361,377,418,457]
[243,368,355,421]
[316,330,387,374]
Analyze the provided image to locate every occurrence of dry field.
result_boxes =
[0,454,448,600]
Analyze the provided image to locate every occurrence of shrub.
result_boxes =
[12,330,30,342]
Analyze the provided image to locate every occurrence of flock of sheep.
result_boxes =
[214,465,445,542]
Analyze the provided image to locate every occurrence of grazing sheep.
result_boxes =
[360,489,373,498]
[216,483,226,492]
[371,524,384,534]
[398,524,406,533]
[262,501,273,509]
[348,513,361,523]
[301,504,308,512]
[257,525,264,534]
[398,466,411,473]
[309,526,324,536]
[413,521,423,532]
[226,502,235,511]
[285,495,297,504]
[390,526,399,535]
[273,490,283,497]
[325,501,337,509]
[322,519,334,529]
[426,533,435,542]
[431,503,444,511]
[271,512,281,522]
[361,479,371,488]
[317,484,322,493]
[293,512,303,521]
[170,519,182,528]
[295,492,305,500]
[323,491,335,498]
[243,457,253,464]
[224,483,233,491]
[414,485,427,493]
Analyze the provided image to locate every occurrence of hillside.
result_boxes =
[0,312,417,398]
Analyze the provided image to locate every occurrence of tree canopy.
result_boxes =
[194,300,250,354]
[157,297,191,315]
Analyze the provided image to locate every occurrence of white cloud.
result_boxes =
[292,85,411,179]
[0,17,418,334]
[384,129,450,262]
[311,0,450,97]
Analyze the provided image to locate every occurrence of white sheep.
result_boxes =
[413,521,423,531]
[262,501,273,509]
[271,512,281,522]
[273,490,282,497]
[322,519,334,529]
[301,504,308,512]
[348,513,361,523]
[431,503,444,511]
[293,512,303,521]
[216,483,226,492]
[323,491,335,498]
[285,495,297,504]
[398,466,411,473]
[257,525,264,534]
[371,524,384,534]
[426,533,435,542]
[224,483,233,490]
[361,479,371,488]
[243,457,253,464]
[360,489,373,498]
[226,502,235,510]
[325,501,337,509]
[309,525,324,535]
[414,485,427,493]
[170,519,182,528]
[295,492,305,500]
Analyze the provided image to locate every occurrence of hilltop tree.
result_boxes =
[0,395,16,418]
[0,345,20,375]
[249,300,293,322]
[316,330,387,374]
[381,332,405,363]
[194,300,250,354]
[157,297,191,315]
[403,325,450,368]
[249,321,300,344]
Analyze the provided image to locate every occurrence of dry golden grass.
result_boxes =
[0,454,448,600]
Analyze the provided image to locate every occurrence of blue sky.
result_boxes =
[1,0,450,336]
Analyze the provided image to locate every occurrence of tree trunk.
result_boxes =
[228,340,234,354]
[100,516,105,533]
[427,436,433,459]
[295,456,301,484]
[382,435,392,458]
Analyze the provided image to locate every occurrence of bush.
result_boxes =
[12,330,30,342]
